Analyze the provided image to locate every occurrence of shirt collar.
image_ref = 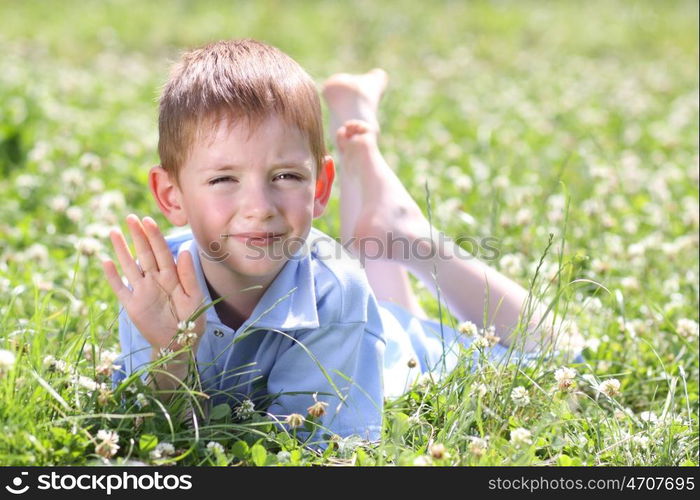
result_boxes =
[177,237,320,332]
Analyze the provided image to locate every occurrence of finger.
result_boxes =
[142,216,176,273]
[101,258,132,305]
[109,227,144,285]
[176,250,201,299]
[125,214,159,274]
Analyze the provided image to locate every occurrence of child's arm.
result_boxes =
[102,214,206,400]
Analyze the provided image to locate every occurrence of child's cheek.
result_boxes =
[200,195,237,222]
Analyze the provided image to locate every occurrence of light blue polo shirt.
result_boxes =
[113,227,564,443]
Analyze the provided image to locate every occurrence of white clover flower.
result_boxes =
[176,321,198,347]
[468,436,488,458]
[480,325,500,347]
[15,174,40,190]
[49,195,70,212]
[639,411,658,425]
[96,350,121,377]
[43,355,69,373]
[586,297,603,313]
[85,222,116,239]
[591,258,611,274]
[412,455,433,466]
[177,320,196,333]
[664,293,685,314]
[511,386,530,407]
[74,375,103,392]
[61,168,83,188]
[457,320,478,337]
[23,243,49,265]
[614,408,628,421]
[285,413,304,429]
[91,190,126,213]
[206,441,225,454]
[429,443,448,460]
[407,413,422,425]
[470,382,488,398]
[616,316,637,338]
[276,450,291,463]
[554,367,577,392]
[515,208,533,226]
[95,429,120,458]
[71,299,88,316]
[546,194,566,223]
[620,276,640,291]
[82,344,95,361]
[76,237,103,257]
[79,152,102,170]
[472,335,491,350]
[554,321,585,355]
[492,175,510,189]
[597,378,621,398]
[175,332,198,348]
[97,386,112,406]
[149,442,176,460]
[500,254,524,276]
[597,361,612,373]
[455,174,473,192]
[307,393,329,418]
[583,337,600,352]
[136,393,148,408]
[623,219,639,234]
[65,205,83,222]
[676,318,699,339]
[510,427,532,448]
[334,435,366,456]
[632,434,650,449]
[233,399,256,419]
[0,349,16,374]
[158,347,173,358]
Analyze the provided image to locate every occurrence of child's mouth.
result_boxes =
[230,232,285,247]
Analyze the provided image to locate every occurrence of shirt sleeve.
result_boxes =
[265,320,385,444]
[112,307,153,388]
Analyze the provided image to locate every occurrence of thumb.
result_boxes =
[176,249,201,299]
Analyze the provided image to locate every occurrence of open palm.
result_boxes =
[102,214,206,353]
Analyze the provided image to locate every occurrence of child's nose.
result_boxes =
[238,181,276,220]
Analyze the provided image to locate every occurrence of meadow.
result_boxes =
[0,0,697,466]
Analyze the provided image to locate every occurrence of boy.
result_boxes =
[105,39,566,444]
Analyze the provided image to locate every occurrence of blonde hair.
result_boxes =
[158,39,326,184]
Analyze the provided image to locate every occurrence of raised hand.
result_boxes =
[102,214,206,355]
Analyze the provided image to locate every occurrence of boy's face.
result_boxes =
[169,114,329,284]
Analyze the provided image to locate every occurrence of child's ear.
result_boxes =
[313,155,335,218]
[149,165,188,226]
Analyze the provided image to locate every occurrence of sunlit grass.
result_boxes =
[0,0,697,465]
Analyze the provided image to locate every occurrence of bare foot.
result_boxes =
[322,68,388,138]
[335,119,380,156]
[336,119,432,262]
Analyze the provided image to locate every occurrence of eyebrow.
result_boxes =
[204,160,313,172]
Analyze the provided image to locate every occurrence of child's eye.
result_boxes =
[274,172,303,182]
[209,176,236,185]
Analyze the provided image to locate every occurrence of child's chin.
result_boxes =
[230,256,289,278]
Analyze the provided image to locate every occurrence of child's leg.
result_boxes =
[324,72,555,351]
[323,71,427,319]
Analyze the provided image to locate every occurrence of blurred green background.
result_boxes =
[0,0,697,466]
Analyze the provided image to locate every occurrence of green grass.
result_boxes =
[0,0,698,465]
